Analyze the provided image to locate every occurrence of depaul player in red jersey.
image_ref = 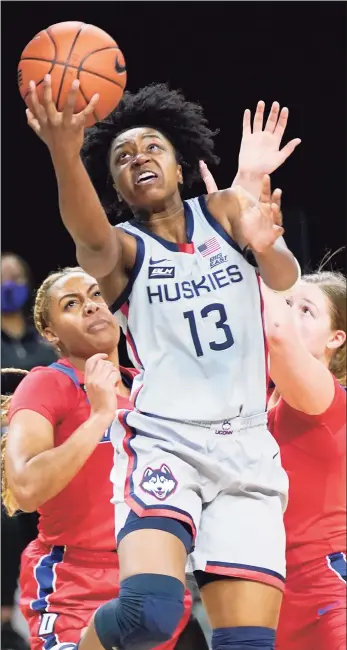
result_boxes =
[265,270,346,650]
[3,267,207,650]
[201,163,346,650]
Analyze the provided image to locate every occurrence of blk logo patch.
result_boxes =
[148,266,175,279]
[140,464,178,500]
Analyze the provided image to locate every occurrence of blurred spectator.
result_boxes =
[1,253,57,370]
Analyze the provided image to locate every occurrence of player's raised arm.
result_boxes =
[206,176,300,291]
[26,75,133,280]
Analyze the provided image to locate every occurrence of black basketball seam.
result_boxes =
[78,82,99,124]
[21,39,125,104]
[78,45,119,69]
[22,29,58,101]
[79,68,125,90]
[20,46,120,69]
[22,60,125,95]
[23,29,59,102]
[46,27,57,62]
[56,25,84,112]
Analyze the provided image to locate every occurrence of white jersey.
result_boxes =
[112,195,267,421]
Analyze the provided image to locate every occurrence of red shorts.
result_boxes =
[20,540,192,650]
[276,552,346,650]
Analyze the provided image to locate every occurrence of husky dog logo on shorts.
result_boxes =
[140,464,177,501]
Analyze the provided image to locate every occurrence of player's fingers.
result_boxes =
[62,79,80,124]
[272,189,283,226]
[108,368,121,385]
[242,108,251,135]
[278,138,302,165]
[42,74,57,122]
[260,174,272,204]
[28,81,47,123]
[264,101,280,133]
[199,160,218,194]
[85,353,108,377]
[79,93,99,120]
[94,360,119,386]
[271,188,282,208]
[94,359,115,378]
[26,108,41,135]
[273,223,285,240]
[273,106,290,142]
[253,100,265,132]
[271,203,284,229]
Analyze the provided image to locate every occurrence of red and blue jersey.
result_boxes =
[268,374,346,568]
[9,358,137,552]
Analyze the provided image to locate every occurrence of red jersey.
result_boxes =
[9,358,137,552]
[268,375,346,568]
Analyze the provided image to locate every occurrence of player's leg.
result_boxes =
[79,410,202,650]
[19,541,94,650]
[77,527,188,650]
[191,426,288,650]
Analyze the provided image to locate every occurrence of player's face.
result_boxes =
[109,127,183,213]
[44,273,120,357]
[285,281,345,363]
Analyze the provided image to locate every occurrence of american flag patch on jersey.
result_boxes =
[197,237,221,257]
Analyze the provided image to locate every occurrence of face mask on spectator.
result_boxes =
[1,282,29,313]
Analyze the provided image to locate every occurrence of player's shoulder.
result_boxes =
[8,361,82,424]
[12,361,79,398]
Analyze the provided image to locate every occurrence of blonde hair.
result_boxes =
[303,271,346,387]
[34,267,84,338]
[1,368,29,516]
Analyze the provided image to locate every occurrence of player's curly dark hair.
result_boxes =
[82,83,220,218]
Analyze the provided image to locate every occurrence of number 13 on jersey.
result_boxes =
[183,302,234,357]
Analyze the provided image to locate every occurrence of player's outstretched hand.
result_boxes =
[84,353,120,423]
[200,160,284,229]
[26,74,99,160]
[234,175,284,254]
[237,101,301,177]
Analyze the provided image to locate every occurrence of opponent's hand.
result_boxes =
[234,176,284,254]
[200,160,284,227]
[84,353,120,422]
[237,101,301,176]
[26,74,99,161]
[199,160,218,194]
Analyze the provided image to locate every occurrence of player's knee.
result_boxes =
[94,574,185,650]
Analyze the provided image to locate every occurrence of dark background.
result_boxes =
[2,2,346,287]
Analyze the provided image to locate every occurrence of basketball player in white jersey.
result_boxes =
[27,78,301,650]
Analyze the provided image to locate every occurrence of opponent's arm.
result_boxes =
[5,355,119,512]
[207,177,300,291]
[263,285,337,414]
[26,75,134,281]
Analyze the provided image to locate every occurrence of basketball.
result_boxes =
[18,21,127,127]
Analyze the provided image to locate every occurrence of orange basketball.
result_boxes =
[18,21,127,127]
